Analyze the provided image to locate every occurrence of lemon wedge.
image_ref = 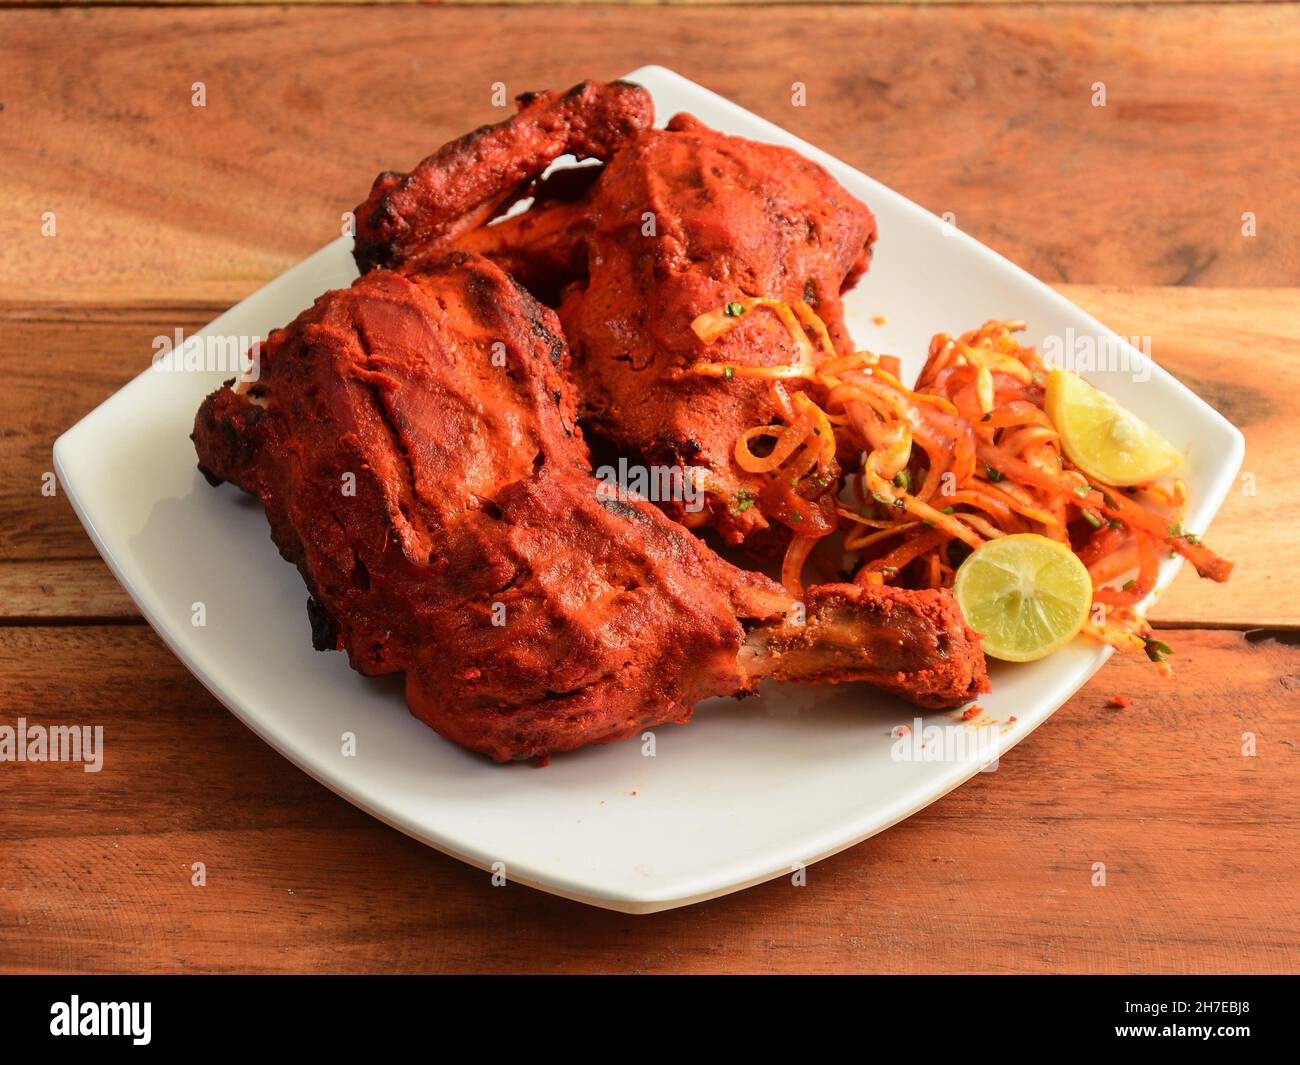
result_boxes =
[953,534,1093,662]
[1044,369,1182,486]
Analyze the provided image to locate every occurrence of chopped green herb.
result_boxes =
[1073,485,1091,499]
[1121,579,1136,591]
[893,470,911,492]
[723,364,734,381]
[1143,637,1174,663]
[724,302,747,317]
[1108,519,1123,530]
[789,512,804,523]
[1083,511,1103,528]
[941,506,957,515]
[985,466,1005,483]
[731,489,755,513]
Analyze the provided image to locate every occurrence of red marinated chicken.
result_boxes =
[352,82,877,547]
[193,257,987,762]
[353,80,652,275]
[556,112,877,546]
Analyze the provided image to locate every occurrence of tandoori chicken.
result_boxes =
[351,81,878,548]
[193,257,987,762]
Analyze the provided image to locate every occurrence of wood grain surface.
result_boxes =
[2,4,1298,301]
[0,624,1295,974]
[1,1,1298,974]
[2,1,1273,7]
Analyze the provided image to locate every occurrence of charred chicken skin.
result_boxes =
[352,81,878,547]
[193,256,987,762]
[353,80,653,276]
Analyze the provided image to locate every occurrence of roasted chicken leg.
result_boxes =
[193,256,986,762]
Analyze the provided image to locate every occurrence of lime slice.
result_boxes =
[953,534,1092,662]
[1044,369,1182,486]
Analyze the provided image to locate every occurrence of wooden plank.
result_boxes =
[0,1,1281,7]
[0,623,1294,974]
[5,286,1295,626]
[0,559,137,620]
[0,302,220,561]
[2,4,1297,302]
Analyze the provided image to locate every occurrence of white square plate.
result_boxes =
[54,66,1243,913]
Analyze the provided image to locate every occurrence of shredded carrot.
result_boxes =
[689,303,1233,662]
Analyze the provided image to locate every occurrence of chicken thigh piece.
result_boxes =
[193,256,987,762]
[557,112,878,545]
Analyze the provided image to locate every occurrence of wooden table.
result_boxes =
[2,1,1297,974]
